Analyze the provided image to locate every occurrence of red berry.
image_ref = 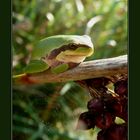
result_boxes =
[76,112,95,130]
[95,112,115,129]
[104,96,122,115]
[117,98,128,122]
[103,94,117,105]
[86,77,110,88]
[110,101,123,116]
[87,98,104,113]
[106,124,127,140]
[114,80,127,96]
[97,130,107,140]
[117,107,128,122]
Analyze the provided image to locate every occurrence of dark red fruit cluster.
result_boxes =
[114,79,128,97]
[76,77,128,140]
[97,123,127,140]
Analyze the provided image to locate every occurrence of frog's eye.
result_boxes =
[41,56,46,61]
[68,44,78,50]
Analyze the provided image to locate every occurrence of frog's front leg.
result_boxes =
[24,59,49,73]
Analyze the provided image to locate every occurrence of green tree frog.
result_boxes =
[24,35,94,74]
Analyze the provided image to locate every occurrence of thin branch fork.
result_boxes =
[15,55,127,84]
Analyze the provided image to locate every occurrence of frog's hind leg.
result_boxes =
[51,62,80,74]
[51,63,69,74]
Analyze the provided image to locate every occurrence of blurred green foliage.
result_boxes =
[13,0,127,140]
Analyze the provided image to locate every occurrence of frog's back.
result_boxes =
[31,35,93,59]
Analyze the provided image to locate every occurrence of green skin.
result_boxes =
[24,35,94,74]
